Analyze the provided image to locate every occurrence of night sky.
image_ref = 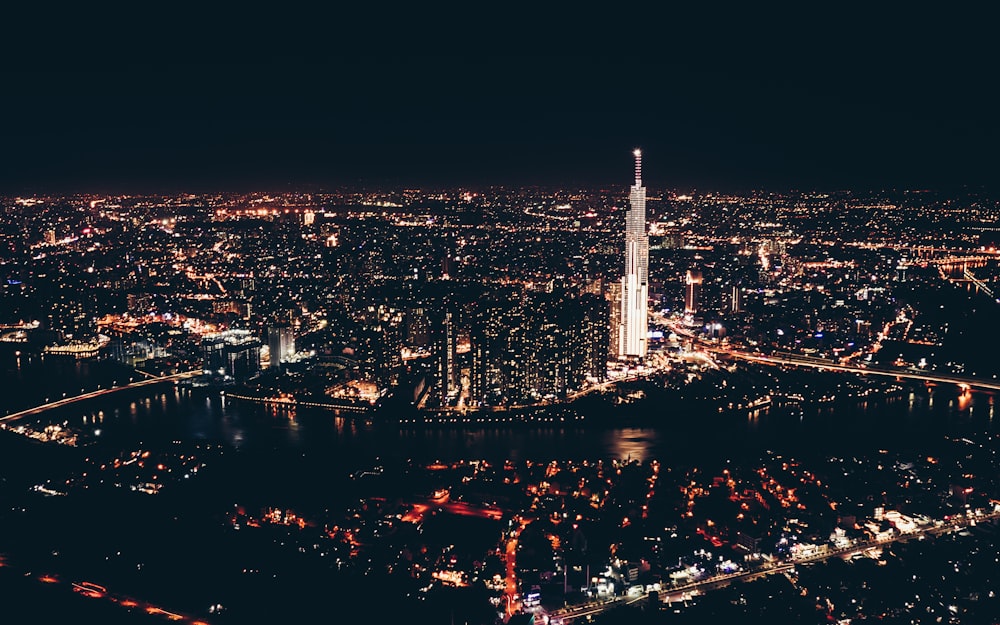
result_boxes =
[1,9,996,193]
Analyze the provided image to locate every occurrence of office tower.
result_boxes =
[319,218,339,247]
[618,149,649,359]
[268,324,295,368]
[432,305,459,407]
[202,330,262,381]
[608,281,622,359]
[441,254,455,280]
[406,307,431,347]
[685,269,703,315]
[895,259,908,282]
[730,284,742,314]
[578,292,609,382]
[353,304,404,389]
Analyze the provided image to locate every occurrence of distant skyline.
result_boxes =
[1,15,996,194]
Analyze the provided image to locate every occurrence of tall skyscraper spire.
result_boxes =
[618,149,649,359]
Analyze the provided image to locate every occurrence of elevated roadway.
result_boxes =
[544,509,999,623]
[717,350,1000,392]
[0,371,201,424]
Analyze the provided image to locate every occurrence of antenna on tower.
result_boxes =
[633,149,642,186]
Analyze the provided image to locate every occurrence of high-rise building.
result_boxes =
[470,289,523,406]
[685,269,703,315]
[268,324,295,368]
[432,304,459,407]
[607,282,622,360]
[579,292,608,382]
[729,284,742,314]
[895,259,908,282]
[202,330,262,381]
[353,304,404,389]
[618,149,649,359]
[406,307,430,347]
[470,288,606,406]
[319,218,339,247]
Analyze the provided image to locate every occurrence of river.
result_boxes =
[2,344,997,479]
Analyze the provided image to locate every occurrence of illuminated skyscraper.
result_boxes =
[618,149,649,359]
[685,269,703,314]
[432,305,459,407]
[267,324,295,368]
[729,284,742,314]
[608,281,622,359]
[202,330,262,381]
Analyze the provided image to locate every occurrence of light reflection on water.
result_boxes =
[606,428,659,464]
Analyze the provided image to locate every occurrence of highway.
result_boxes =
[540,509,1000,623]
[0,370,201,424]
[222,391,371,413]
[661,316,1000,392]
[565,371,646,400]
[660,509,1000,603]
[716,349,1000,392]
[542,589,650,624]
[504,518,528,618]
[962,266,995,298]
[0,553,210,624]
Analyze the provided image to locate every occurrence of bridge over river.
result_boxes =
[0,370,201,424]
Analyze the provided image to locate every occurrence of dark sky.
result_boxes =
[1,9,996,194]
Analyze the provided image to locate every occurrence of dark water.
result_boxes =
[0,348,138,415]
[3,344,997,472]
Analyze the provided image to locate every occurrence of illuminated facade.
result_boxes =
[685,269,703,314]
[471,289,606,406]
[202,330,262,381]
[433,305,459,406]
[267,324,295,368]
[618,149,649,359]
